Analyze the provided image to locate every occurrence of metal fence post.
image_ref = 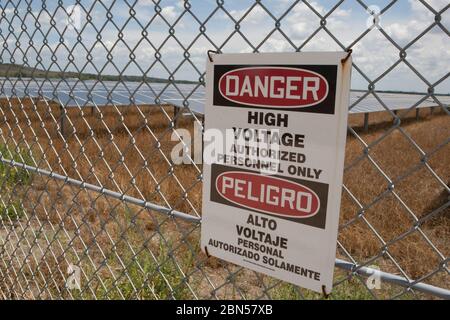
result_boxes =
[364,113,369,132]
[59,104,66,138]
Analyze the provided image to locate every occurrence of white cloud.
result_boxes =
[409,0,449,12]
[284,2,352,41]
[1,1,448,91]
[223,5,267,24]
[161,6,178,22]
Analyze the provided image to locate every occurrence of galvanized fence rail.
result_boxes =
[0,0,448,300]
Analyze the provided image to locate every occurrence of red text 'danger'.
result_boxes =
[219,67,329,108]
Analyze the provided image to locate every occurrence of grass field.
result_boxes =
[0,97,448,299]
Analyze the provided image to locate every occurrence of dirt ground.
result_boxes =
[0,97,448,299]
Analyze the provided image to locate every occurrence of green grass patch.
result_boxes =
[85,239,195,300]
[270,279,375,300]
[0,200,25,222]
[269,272,417,300]
[68,209,197,300]
[0,144,34,186]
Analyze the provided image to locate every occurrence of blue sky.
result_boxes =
[0,0,449,93]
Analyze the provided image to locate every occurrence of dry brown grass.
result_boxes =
[341,108,449,288]
[0,97,448,298]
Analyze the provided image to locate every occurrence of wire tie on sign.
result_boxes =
[204,246,211,258]
[322,285,330,299]
[207,50,220,62]
[341,49,353,64]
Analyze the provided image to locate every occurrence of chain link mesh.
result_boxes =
[0,0,448,300]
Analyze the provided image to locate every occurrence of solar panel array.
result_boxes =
[1,78,449,115]
[349,91,450,114]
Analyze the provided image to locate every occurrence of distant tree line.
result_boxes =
[0,63,198,84]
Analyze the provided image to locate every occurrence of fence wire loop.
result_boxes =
[321,285,331,299]
[341,49,353,64]
[207,50,220,63]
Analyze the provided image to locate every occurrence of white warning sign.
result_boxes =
[201,52,352,293]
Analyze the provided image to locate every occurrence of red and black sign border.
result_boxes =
[210,164,329,229]
[213,64,338,115]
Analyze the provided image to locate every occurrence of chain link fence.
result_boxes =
[0,0,448,300]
